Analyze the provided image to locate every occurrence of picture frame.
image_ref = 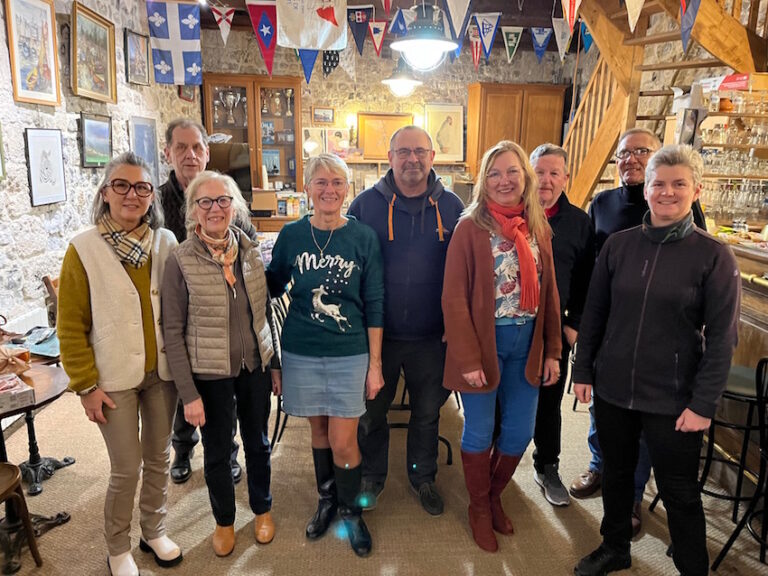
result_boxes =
[261,120,275,145]
[178,85,196,102]
[25,128,66,206]
[128,116,160,186]
[80,112,112,168]
[324,128,351,158]
[124,29,150,86]
[72,2,117,103]
[302,128,325,159]
[312,106,335,125]
[357,112,414,160]
[424,103,464,162]
[262,149,281,175]
[5,0,61,106]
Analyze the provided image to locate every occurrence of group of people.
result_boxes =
[56,117,740,576]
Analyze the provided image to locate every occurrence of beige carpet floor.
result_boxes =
[3,390,766,575]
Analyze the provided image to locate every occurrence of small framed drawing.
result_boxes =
[324,128,350,158]
[178,85,196,102]
[25,128,66,206]
[358,112,413,160]
[5,0,61,106]
[124,29,150,85]
[312,106,335,125]
[128,116,160,185]
[262,149,281,175]
[80,112,112,168]
[424,104,464,162]
[302,128,325,159]
[72,2,117,103]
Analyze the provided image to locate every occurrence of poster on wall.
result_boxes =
[357,112,413,160]
[424,104,463,162]
[128,117,160,186]
[5,0,61,106]
[72,2,117,103]
[25,128,67,206]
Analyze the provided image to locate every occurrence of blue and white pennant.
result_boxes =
[146,1,203,85]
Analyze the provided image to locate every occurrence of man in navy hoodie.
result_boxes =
[349,126,464,516]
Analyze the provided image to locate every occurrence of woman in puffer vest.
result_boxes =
[161,171,280,557]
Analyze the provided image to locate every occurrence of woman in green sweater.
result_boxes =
[267,153,385,557]
[57,152,182,576]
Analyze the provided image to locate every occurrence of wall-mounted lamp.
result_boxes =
[389,3,457,72]
[381,58,422,98]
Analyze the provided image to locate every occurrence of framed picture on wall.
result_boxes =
[302,128,325,159]
[312,106,335,125]
[80,112,112,168]
[358,112,413,160]
[128,116,160,185]
[124,29,150,85]
[324,128,350,158]
[178,85,196,102]
[72,2,117,103]
[425,103,464,162]
[262,149,281,175]
[5,0,61,106]
[25,128,66,206]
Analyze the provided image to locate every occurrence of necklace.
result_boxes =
[310,222,335,257]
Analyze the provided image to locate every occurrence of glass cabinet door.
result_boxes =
[257,85,297,192]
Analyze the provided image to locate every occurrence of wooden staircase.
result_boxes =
[564,0,768,209]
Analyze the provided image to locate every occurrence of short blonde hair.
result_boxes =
[645,144,704,188]
[304,153,351,187]
[184,171,250,234]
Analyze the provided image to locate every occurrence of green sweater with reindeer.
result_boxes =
[266,215,384,357]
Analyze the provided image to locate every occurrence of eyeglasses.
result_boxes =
[195,195,233,210]
[393,147,431,159]
[106,179,154,197]
[310,178,348,191]
[486,168,521,183]
[615,147,653,161]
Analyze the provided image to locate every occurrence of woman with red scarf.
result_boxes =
[442,140,561,552]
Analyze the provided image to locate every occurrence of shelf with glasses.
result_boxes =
[704,173,768,180]
[702,143,768,151]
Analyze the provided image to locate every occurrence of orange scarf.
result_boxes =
[195,225,239,288]
[486,200,539,312]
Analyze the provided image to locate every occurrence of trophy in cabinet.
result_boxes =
[241,96,248,127]
[272,91,283,116]
[219,90,241,125]
[285,88,294,117]
[261,90,270,115]
[213,101,221,124]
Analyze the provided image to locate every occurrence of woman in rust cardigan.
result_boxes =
[442,140,561,553]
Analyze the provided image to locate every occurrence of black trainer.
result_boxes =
[231,461,242,485]
[574,544,631,576]
[411,481,444,516]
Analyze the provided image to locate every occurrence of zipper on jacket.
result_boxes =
[232,282,247,372]
[674,352,679,394]
[629,244,662,409]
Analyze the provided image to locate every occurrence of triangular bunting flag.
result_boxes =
[299,49,318,83]
[382,0,391,18]
[368,20,387,56]
[680,0,701,50]
[560,0,582,33]
[626,0,645,33]
[552,17,572,62]
[469,24,482,71]
[530,27,553,63]
[246,0,278,76]
[388,7,416,36]
[146,1,202,85]
[338,40,357,82]
[473,13,501,61]
[210,6,235,46]
[277,0,347,51]
[347,5,374,55]
[501,26,524,63]
[323,50,340,77]
[443,0,472,43]
[581,21,593,53]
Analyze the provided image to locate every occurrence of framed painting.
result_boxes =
[72,2,117,103]
[302,128,325,159]
[5,0,61,106]
[25,128,66,206]
[178,85,196,102]
[124,29,149,86]
[324,128,350,158]
[80,112,112,168]
[357,112,413,160]
[128,116,159,185]
[312,106,335,125]
[425,103,464,162]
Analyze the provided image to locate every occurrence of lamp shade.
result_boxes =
[390,3,457,72]
[382,58,422,97]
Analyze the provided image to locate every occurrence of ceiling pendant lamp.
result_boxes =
[381,57,422,97]
[389,2,458,72]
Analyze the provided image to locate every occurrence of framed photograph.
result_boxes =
[261,120,275,144]
[262,149,281,175]
[124,29,149,85]
[178,85,196,102]
[80,112,112,168]
[312,106,335,125]
[357,112,413,160]
[5,0,61,106]
[128,116,159,185]
[302,128,325,159]
[324,128,350,157]
[25,128,66,206]
[72,2,117,103]
[424,104,464,162]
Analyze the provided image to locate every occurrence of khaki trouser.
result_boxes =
[97,372,177,555]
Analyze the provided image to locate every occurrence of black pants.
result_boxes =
[195,368,272,526]
[172,398,239,463]
[533,333,570,472]
[595,395,708,576]
[358,338,450,487]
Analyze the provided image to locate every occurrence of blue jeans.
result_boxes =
[588,400,653,502]
[461,322,538,456]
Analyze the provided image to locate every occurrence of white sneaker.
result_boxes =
[139,535,183,567]
[107,551,139,576]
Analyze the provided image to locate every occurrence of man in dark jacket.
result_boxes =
[349,126,464,516]
[530,144,595,507]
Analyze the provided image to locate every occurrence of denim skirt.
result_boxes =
[281,351,368,418]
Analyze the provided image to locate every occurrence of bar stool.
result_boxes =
[0,462,43,571]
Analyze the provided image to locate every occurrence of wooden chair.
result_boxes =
[41,276,58,328]
[0,462,43,569]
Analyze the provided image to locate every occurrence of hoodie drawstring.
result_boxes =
[388,195,396,241]
[429,197,445,242]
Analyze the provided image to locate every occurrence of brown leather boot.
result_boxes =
[461,449,498,552]
[212,525,235,557]
[489,449,521,535]
[254,512,275,544]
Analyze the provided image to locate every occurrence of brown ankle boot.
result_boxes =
[212,525,235,557]
[461,449,498,552]
[489,449,521,535]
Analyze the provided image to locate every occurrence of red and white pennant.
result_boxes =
[210,5,235,46]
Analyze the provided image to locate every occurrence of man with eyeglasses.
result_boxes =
[569,128,706,536]
[348,126,464,516]
[160,118,258,486]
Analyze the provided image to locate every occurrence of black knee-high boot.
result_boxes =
[306,448,337,539]
[335,463,372,557]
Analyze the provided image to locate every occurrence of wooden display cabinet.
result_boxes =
[202,73,303,197]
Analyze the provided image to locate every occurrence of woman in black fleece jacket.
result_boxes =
[572,145,740,576]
